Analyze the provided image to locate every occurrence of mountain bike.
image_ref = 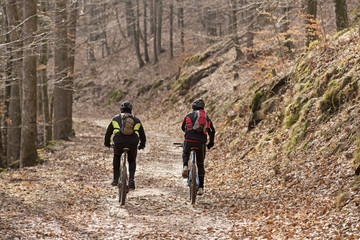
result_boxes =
[118,147,129,205]
[174,143,199,204]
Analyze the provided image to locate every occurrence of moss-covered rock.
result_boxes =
[247,75,288,130]
[137,80,164,96]
[319,67,358,113]
[124,77,134,87]
[106,89,124,105]
[173,63,219,96]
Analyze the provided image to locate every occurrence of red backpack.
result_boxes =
[192,110,208,133]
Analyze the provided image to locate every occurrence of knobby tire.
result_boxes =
[119,152,128,205]
[190,166,197,204]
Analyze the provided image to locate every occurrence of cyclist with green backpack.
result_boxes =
[181,99,215,195]
[104,101,146,189]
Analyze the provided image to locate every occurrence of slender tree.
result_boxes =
[156,0,163,53]
[21,0,38,167]
[153,0,158,62]
[143,0,150,62]
[149,0,154,34]
[39,0,52,146]
[169,2,174,58]
[305,0,318,47]
[334,0,349,31]
[246,2,256,61]
[53,0,72,140]
[2,4,11,164]
[178,0,184,52]
[281,3,294,57]
[67,0,78,140]
[5,0,22,167]
[230,0,242,61]
[125,0,144,67]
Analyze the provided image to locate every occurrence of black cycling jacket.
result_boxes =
[104,114,146,147]
[181,110,215,144]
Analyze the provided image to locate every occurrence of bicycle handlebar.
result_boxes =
[173,142,183,147]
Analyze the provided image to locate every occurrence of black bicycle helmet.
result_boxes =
[192,99,205,110]
[120,101,132,113]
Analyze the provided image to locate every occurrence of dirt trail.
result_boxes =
[0,118,233,239]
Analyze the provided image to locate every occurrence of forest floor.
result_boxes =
[0,118,234,240]
[1,116,360,239]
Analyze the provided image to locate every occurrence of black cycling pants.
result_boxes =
[113,143,137,180]
[182,141,206,188]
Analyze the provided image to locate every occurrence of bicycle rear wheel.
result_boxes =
[119,153,128,205]
[190,166,197,204]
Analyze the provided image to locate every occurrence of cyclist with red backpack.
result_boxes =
[104,101,146,189]
[181,99,215,195]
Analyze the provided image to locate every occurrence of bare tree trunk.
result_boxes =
[21,0,38,167]
[125,0,144,68]
[149,0,154,35]
[156,0,163,54]
[143,0,150,62]
[246,3,255,61]
[281,4,294,57]
[169,3,174,59]
[39,0,52,146]
[334,0,348,31]
[305,0,318,47]
[53,0,72,140]
[115,7,127,39]
[5,0,22,167]
[153,0,158,63]
[2,4,12,165]
[178,0,184,52]
[101,3,111,57]
[230,0,242,61]
[66,0,78,138]
[136,0,144,64]
[204,7,217,38]
[88,2,97,62]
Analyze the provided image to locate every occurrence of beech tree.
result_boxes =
[305,0,318,47]
[178,0,184,52]
[156,0,163,53]
[230,0,242,60]
[334,0,349,31]
[21,0,38,167]
[169,2,174,58]
[5,0,22,167]
[38,0,52,146]
[53,0,73,140]
[143,0,150,62]
[1,4,11,164]
[152,0,158,62]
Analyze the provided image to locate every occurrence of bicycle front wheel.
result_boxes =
[119,155,128,205]
[190,166,197,204]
